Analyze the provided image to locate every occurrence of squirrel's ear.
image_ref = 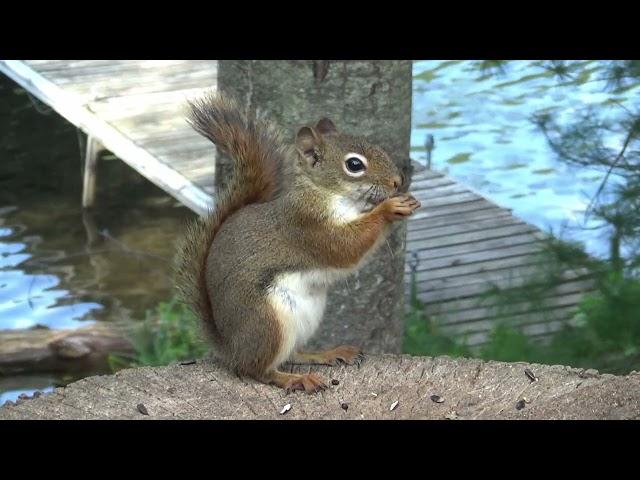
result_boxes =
[296,126,322,165]
[315,118,338,136]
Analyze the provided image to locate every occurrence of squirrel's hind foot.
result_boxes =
[263,370,328,394]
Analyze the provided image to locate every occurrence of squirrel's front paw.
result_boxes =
[379,194,421,221]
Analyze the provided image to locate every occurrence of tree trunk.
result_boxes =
[216,60,414,353]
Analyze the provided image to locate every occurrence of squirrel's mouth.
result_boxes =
[365,186,390,207]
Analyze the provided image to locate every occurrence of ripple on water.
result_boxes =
[412,60,638,258]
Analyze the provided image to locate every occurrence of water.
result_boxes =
[1,61,638,400]
[0,75,195,400]
[411,60,638,258]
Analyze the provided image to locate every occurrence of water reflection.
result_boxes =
[0,75,195,396]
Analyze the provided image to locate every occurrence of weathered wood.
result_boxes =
[0,60,214,216]
[405,243,543,273]
[0,324,132,376]
[435,292,584,326]
[411,276,593,306]
[410,199,505,220]
[409,224,540,252]
[407,209,512,231]
[81,136,103,208]
[406,216,526,242]
[2,355,639,419]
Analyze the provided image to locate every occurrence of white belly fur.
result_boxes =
[267,268,353,370]
[266,194,391,370]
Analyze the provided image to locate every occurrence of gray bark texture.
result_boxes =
[2,355,639,419]
[215,60,414,354]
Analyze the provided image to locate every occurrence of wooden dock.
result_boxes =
[0,60,593,347]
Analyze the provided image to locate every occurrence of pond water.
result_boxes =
[1,61,637,402]
[411,60,637,258]
[0,75,195,402]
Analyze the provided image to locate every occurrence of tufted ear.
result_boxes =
[295,126,322,166]
[315,118,338,136]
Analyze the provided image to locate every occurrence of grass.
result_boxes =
[108,299,208,371]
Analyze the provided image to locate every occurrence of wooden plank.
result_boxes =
[410,199,505,220]
[139,135,213,156]
[25,60,191,71]
[410,191,481,209]
[407,232,542,261]
[416,282,591,321]
[26,61,217,103]
[407,208,511,231]
[410,169,443,181]
[109,110,193,140]
[409,176,456,190]
[406,216,525,242]
[405,242,543,274]
[452,319,570,347]
[430,292,584,326]
[0,60,213,216]
[410,265,589,295]
[408,223,540,251]
[411,183,472,201]
[411,277,593,310]
[410,254,544,284]
[35,61,210,83]
[441,309,577,338]
[86,87,214,121]
[408,272,593,304]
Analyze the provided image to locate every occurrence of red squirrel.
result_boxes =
[175,93,420,393]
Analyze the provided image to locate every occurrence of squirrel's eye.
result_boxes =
[346,157,364,171]
[343,153,368,177]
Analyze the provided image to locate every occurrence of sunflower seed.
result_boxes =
[430,395,444,403]
[331,379,339,386]
[341,402,349,411]
[524,368,538,382]
[515,399,526,410]
[137,403,149,415]
[390,400,399,411]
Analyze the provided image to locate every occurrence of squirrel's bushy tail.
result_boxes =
[174,93,289,344]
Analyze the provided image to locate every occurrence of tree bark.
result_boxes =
[216,60,414,353]
[3,355,639,419]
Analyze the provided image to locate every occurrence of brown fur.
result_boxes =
[174,94,290,346]
[174,93,420,393]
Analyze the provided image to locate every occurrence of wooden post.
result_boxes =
[82,136,103,208]
[216,61,414,354]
